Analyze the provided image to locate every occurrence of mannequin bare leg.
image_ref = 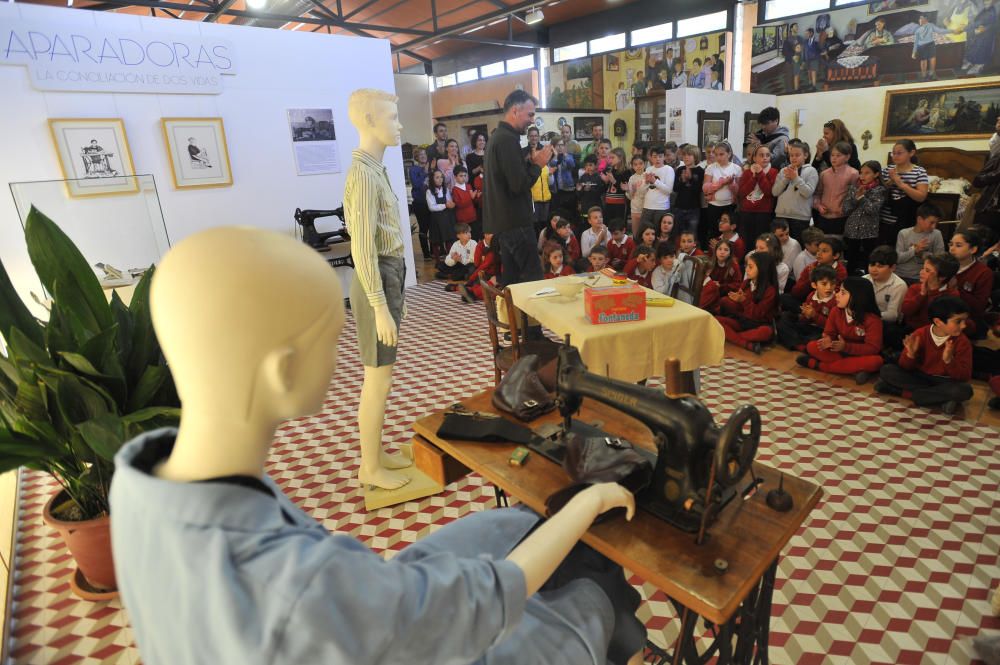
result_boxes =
[357,364,411,490]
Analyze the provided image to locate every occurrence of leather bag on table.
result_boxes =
[491,354,555,422]
[544,433,653,523]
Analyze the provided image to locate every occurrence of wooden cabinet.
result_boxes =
[634,94,667,146]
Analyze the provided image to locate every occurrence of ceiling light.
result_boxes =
[525,8,544,24]
[246,0,267,10]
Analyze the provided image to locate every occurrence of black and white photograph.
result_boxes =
[48,118,137,197]
[161,117,233,189]
[288,108,337,142]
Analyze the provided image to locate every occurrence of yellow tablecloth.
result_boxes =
[507,276,724,382]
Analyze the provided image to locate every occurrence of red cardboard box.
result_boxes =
[584,285,646,324]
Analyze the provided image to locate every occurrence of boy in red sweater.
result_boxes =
[708,212,745,262]
[789,236,848,300]
[876,296,973,414]
[624,245,656,288]
[949,228,993,336]
[776,264,837,351]
[458,232,497,303]
[737,144,778,243]
[901,252,960,331]
[451,166,478,228]
[606,221,635,271]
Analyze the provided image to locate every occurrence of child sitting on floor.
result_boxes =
[634,225,658,255]
[895,203,945,284]
[651,242,681,295]
[716,251,780,354]
[607,220,635,271]
[864,245,908,325]
[901,252,960,331]
[624,245,656,288]
[777,264,837,351]
[581,207,610,259]
[542,242,574,279]
[876,296,974,415]
[656,213,677,246]
[457,232,496,303]
[588,245,610,272]
[708,211,745,262]
[554,217,582,266]
[438,223,477,285]
[678,231,703,257]
[708,239,743,296]
[751,233,790,292]
[792,226,824,283]
[799,276,885,384]
[699,273,721,314]
[787,235,848,305]
[949,228,994,337]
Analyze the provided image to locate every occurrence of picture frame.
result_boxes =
[161,117,233,189]
[48,118,138,198]
[882,81,1000,142]
[697,110,731,150]
[744,112,762,141]
[607,54,620,72]
[573,116,605,141]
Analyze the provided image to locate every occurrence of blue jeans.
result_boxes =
[496,224,544,287]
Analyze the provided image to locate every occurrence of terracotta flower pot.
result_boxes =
[42,491,117,595]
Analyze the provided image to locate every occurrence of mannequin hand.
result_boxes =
[577,483,635,521]
[373,303,398,347]
[402,301,408,320]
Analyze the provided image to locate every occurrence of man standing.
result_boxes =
[483,90,554,286]
[426,122,448,164]
[581,122,605,162]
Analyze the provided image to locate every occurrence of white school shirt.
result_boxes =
[581,227,609,257]
[445,239,477,266]
[792,249,817,280]
[780,237,802,271]
[704,162,743,207]
[642,165,675,210]
[864,272,908,323]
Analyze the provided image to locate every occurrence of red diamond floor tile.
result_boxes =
[5,281,999,664]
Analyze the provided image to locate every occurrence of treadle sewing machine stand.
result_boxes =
[411,347,821,665]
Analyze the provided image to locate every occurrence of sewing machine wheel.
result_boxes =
[714,405,761,488]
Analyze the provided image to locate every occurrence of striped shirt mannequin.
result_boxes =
[344,149,406,307]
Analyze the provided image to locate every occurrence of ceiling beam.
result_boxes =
[343,0,381,20]
[202,0,238,22]
[82,0,213,14]
[391,0,541,54]
[448,34,542,49]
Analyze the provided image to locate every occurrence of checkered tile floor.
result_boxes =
[5,281,999,664]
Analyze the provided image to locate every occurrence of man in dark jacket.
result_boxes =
[483,90,554,285]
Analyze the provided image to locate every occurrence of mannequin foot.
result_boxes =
[359,466,411,491]
[380,451,413,470]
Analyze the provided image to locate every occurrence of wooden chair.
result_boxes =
[479,276,561,386]
[670,255,709,307]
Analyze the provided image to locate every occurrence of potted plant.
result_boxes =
[0,206,180,599]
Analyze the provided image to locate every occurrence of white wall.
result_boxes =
[0,3,414,309]
[664,88,777,149]
[394,73,433,147]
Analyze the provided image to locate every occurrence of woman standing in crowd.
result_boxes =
[437,139,464,189]
[812,119,861,173]
[880,139,929,246]
[465,133,486,180]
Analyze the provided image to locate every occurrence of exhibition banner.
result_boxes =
[0,21,237,94]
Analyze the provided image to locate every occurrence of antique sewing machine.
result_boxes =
[293,207,354,270]
[535,343,761,536]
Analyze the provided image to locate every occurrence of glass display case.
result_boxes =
[8,175,169,307]
[634,95,667,146]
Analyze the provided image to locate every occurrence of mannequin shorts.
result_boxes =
[350,255,406,367]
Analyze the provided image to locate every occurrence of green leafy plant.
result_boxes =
[0,206,180,520]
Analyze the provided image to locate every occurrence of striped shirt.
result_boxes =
[880,164,928,225]
[344,149,406,307]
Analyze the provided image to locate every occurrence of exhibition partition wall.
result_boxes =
[0,2,415,312]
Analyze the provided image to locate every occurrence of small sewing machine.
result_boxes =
[294,207,354,270]
[538,343,761,537]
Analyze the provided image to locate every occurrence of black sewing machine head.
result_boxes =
[555,343,760,534]
[294,207,348,249]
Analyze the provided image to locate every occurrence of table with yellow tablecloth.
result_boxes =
[507,275,724,383]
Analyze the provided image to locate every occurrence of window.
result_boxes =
[631,22,673,47]
[480,61,505,78]
[434,73,456,88]
[589,32,626,55]
[553,41,586,63]
[764,0,830,20]
[506,54,535,73]
[456,68,479,83]
[676,10,728,38]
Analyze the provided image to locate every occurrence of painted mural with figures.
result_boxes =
[545,31,729,111]
[750,0,999,95]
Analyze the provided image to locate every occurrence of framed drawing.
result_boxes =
[48,118,137,198]
[161,117,233,189]
[573,116,604,140]
[697,110,731,150]
[744,112,762,141]
[882,81,1000,142]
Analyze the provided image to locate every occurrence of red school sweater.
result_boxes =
[709,261,743,296]
[715,233,746,262]
[737,167,778,214]
[468,244,497,284]
[720,282,778,323]
[898,325,973,381]
[607,237,635,270]
[451,186,477,225]
[901,283,960,330]
[791,260,848,299]
[544,265,574,279]
[801,291,835,329]
[953,261,993,319]
[822,307,883,356]
[623,259,653,288]
[699,277,721,314]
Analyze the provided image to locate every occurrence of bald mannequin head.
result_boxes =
[151,227,344,425]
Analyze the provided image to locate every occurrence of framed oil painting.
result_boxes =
[882,81,1000,141]
[161,117,233,189]
[48,118,138,198]
[697,110,731,150]
[573,116,604,140]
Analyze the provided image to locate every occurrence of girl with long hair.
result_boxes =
[716,251,780,353]
[799,276,884,383]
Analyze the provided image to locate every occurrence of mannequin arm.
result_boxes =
[373,303,397,346]
[507,483,634,597]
